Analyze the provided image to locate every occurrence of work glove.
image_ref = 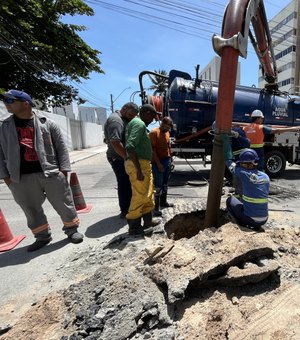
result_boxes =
[221,134,233,161]
[231,130,239,138]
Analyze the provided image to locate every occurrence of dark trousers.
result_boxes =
[152,158,172,197]
[253,147,265,171]
[9,172,79,239]
[108,158,132,214]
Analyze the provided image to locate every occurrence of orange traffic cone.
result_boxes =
[0,209,26,252]
[70,172,92,213]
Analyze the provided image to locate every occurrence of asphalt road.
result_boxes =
[1,150,300,328]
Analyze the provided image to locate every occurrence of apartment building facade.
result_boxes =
[199,56,241,85]
[259,0,300,94]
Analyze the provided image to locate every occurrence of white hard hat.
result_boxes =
[251,109,264,118]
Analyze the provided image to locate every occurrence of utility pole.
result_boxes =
[110,94,114,113]
[110,87,131,114]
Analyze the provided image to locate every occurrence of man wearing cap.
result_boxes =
[222,133,270,231]
[0,89,83,251]
[104,102,139,218]
[125,104,161,235]
[243,109,298,170]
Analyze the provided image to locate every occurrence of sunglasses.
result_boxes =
[3,97,24,104]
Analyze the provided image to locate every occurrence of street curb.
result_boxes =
[70,152,102,164]
[70,147,107,164]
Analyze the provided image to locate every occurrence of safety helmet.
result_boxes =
[251,109,264,118]
[237,148,259,164]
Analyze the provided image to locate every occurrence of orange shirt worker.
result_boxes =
[149,116,174,216]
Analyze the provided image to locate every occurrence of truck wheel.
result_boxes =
[265,150,286,178]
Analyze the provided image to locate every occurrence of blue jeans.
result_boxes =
[152,158,172,197]
[108,158,132,214]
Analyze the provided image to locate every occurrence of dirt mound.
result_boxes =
[1,203,300,340]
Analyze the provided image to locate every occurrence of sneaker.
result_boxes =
[27,237,52,252]
[68,232,84,244]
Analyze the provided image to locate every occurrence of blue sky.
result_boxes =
[68,0,292,111]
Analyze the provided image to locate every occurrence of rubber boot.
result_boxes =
[160,192,174,208]
[142,212,161,236]
[127,217,144,236]
[143,212,161,228]
[153,196,162,217]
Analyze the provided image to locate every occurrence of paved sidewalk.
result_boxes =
[69,145,107,164]
[0,145,107,185]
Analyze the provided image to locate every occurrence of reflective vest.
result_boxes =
[243,123,264,148]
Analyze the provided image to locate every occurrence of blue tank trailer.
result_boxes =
[139,69,300,177]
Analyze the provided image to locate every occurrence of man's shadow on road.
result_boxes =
[85,215,127,238]
[0,215,127,267]
[0,239,70,267]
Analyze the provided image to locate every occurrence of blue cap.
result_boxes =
[1,89,33,106]
[236,148,259,164]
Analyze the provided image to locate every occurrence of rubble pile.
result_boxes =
[1,201,300,340]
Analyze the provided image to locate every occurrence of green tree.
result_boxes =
[0,0,103,108]
[148,69,168,95]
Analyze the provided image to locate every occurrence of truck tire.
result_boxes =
[265,150,286,178]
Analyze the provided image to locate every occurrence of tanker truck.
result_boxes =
[139,68,300,178]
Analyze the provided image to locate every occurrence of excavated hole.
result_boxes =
[164,209,229,240]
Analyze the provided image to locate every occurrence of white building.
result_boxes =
[199,56,241,85]
[79,106,107,125]
[259,0,300,94]
[52,102,107,126]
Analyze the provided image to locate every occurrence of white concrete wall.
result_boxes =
[0,102,103,151]
[51,102,79,120]
[42,110,73,150]
[0,102,10,120]
[81,121,103,148]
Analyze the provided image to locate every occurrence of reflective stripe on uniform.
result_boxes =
[31,223,49,235]
[63,217,80,227]
[252,216,268,222]
[243,195,268,203]
[233,148,246,156]
[250,143,264,148]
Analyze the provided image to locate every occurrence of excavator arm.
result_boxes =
[213,0,277,88]
[205,0,276,227]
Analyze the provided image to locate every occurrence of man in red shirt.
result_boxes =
[149,116,174,216]
[0,89,83,251]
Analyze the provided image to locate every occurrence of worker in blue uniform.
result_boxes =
[222,135,270,230]
[212,121,250,196]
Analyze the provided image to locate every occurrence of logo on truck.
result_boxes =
[272,107,288,118]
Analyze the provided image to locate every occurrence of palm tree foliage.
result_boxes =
[148,69,168,95]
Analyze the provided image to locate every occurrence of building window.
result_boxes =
[277,61,295,74]
[278,78,294,87]
[273,29,295,48]
[275,45,296,60]
[270,12,297,35]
